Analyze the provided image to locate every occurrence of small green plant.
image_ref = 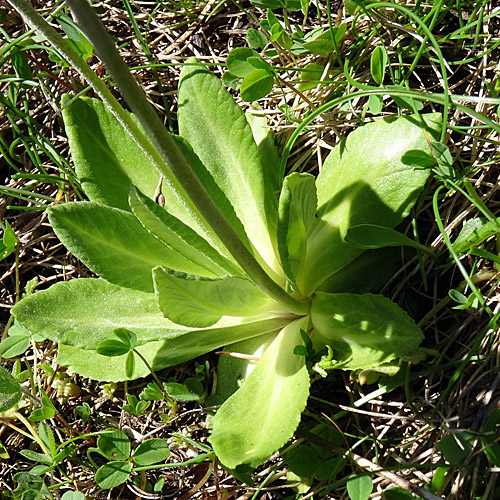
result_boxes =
[8,0,445,470]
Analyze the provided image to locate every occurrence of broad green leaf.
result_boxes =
[453,217,500,254]
[95,461,132,489]
[61,95,213,241]
[370,45,387,85]
[0,328,30,359]
[277,173,318,287]
[318,247,401,294]
[48,202,218,292]
[169,135,249,257]
[310,292,423,370]
[437,431,475,464]
[178,59,282,280]
[98,430,130,461]
[345,224,434,255]
[133,438,170,466]
[346,475,373,500]
[96,340,130,357]
[226,47,262,78]
[61,95,159,211]
[383,488,415,500]
[153,267,273,327]
[247,28,268,49]
[297,114,440,295]
[11,278,190,349]
[302,25,346,56]
[56,315,290,381]
[61,492,86,500]
[368,94,383,115]
[129,185,242,277]
[246,108,281,194]
[216,331,278,400]
[240,69,274,102]
[298,63,324,91]
[0,366,22,412]
[209,317,310,468]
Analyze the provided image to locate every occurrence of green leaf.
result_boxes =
[453,217,500,254]
[0,326,30,359]
[96,340,131,357]
[383,488,415,500]
[12,279,189,350]
[140,382,165,401]
[209,317,310,468]
[437,431,475,464]
[125,351,135,378]
[29,390,57,421]
[19,449,52,465]
[368,94,383,115]
[56,315,290,381]
[128,185,241,277]
[61,491,87,500]
[297,114,440,295]
[0,221,18,261]
[277,173,318,286]
[0,366,22,412]
[164,381,203,401]
[61,95,159,211]
[132,438,170,466]
[38,422,56,457]
[216,332,278,400]
[240,69,274,102]
[347,475,373,500]
[153,267,273,328]
[95,461,132,489]
[310,292,423,370]
[226,48,262,77]
[298,63,324,91]
[370,46,387,85]
[114,328,137,348]
[50,202,224,292]
[302,25,346,55]
[245,107,281,194]
[345,224,434,255]
[98,430,131,461]
[178,59,281,279]
[247,28,267,49]
[56,13,94,61]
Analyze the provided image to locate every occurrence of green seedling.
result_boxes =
[9,0,443,470]
[88,430,170,489]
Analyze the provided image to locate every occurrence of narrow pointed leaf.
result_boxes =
[178,59,281,277]
[209,318,310,468]
[311,292,423,370]
[129,186,242,277]
[48,202,218,292]
[11,278,190,349]
[153,267,273,327]
[297,114,441,295]
[346,224,434,255]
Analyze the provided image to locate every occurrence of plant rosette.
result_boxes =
[11,58,441,469]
